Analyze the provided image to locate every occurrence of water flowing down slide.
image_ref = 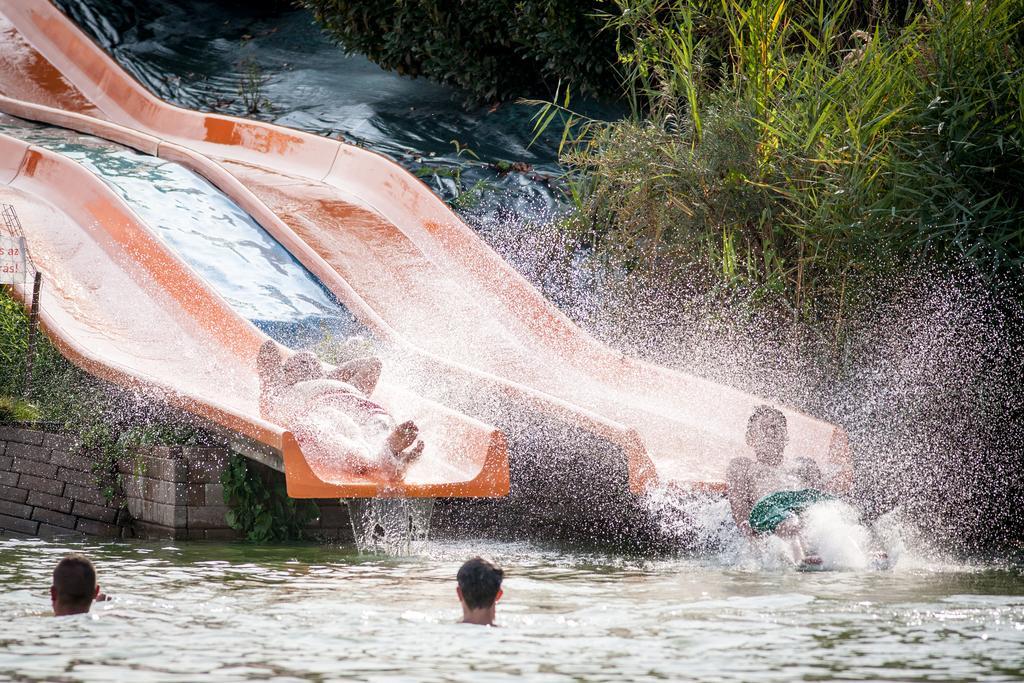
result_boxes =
[0,132,509,498]
[0,1,852,498]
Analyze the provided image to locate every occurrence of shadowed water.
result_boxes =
[2,537,1022,682]
[50,0,613,220]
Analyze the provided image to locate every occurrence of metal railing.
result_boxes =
[1,202,23,237]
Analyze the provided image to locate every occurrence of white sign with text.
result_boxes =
[0,235,28,284]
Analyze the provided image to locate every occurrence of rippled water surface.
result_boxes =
[2,537,1022,682]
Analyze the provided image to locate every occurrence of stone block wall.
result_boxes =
[0,426,353,543]
[119,445,238,540]
[0,426,129,537]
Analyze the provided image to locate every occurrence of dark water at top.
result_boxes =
[51,0,613,222]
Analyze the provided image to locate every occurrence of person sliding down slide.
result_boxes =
[257,340,425,481]
[727,406,839,568]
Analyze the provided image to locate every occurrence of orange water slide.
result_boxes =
[0,131,509,499]
[0,1,852,493]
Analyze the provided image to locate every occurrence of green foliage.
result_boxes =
[0,287,103,423]
[448,178,494,211]
[221,455,319,543]
[538,0,1024,321]
[0,396,41,424]
[0,286,29,397]
[412,141,496,210]
[298,0,621,103]
[78,423,130,503]
[0,286,211,501]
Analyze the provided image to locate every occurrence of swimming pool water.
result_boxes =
[3,537,1022,682]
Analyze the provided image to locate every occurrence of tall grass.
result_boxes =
[0,285,62,401]
[534,0,1024,322]
[0,285,209,445]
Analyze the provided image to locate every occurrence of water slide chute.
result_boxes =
[0,2,852,522]
[0,131,509,499]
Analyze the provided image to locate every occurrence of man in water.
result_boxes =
[51,554,105,616]
[727,406,835,566]
[457,556,504,626]
[257,340,424,481]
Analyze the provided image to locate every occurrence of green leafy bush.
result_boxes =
[221,455,319,543]
[298,0,620,102]
[0,286,95,417]
[0,396,41,424]
[539,0,1024,321]
[0,286,29,397]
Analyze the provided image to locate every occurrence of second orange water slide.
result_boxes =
[0,1,852,492]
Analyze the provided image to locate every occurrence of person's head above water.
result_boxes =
[746,405,788,466]
[51,554,100,617]
[457,556,503,626]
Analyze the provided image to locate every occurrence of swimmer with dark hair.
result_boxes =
[457,556,504,626]
[51,554,106,616]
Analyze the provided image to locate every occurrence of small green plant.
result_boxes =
[448,179,494,211]
[449,139,480,162]
[413,141,498,211]
[238,60,271,115]
[78,423,128,504]
[0,396,40,424]
[221,455,318,543]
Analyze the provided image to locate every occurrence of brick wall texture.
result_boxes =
[0,427,352,543]
[0,426,128,538]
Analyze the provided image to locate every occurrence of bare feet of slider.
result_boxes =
[1,0,1021,680]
